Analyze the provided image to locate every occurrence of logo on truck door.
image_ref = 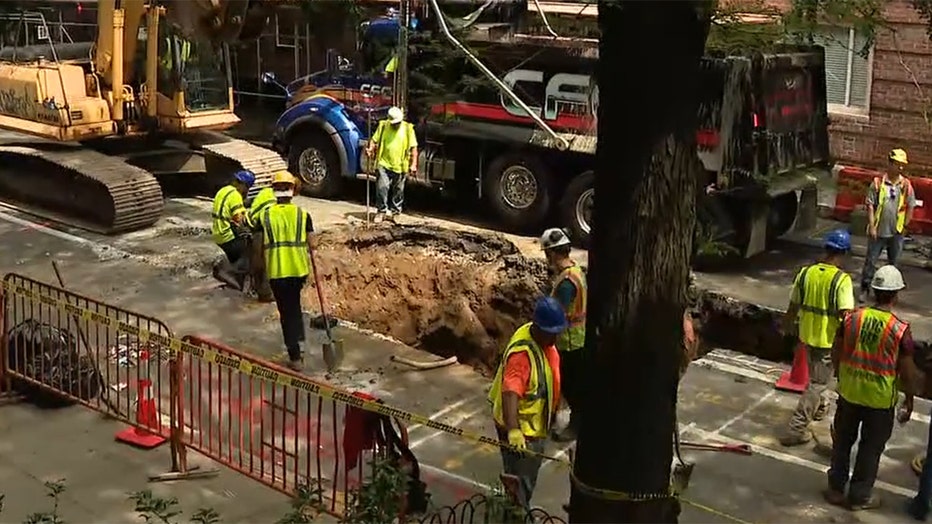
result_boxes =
[500,69,598,123]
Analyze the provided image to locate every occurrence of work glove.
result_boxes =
[507,428,527,451]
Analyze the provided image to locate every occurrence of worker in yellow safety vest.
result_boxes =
[488,296,565,511]
[244,184,278,303]
[539,228,586,442]
[779,228,855,446]
[258,171,315,371]
[211,170,255,291]
[859,148,917,303]
[824,264,916,511]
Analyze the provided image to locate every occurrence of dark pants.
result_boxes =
[496,426,545,511]
[269,276,307,361]
[909,407,932,520]
[861,234,905,290]
[247,231,273,301]
[560,349,584,428]
[215,237,249,289]
[828,396,894,503]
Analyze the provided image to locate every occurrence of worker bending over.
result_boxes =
[826,264,915,511]
[488,296,565,511]
[258,171,314,371]
[212,170,255,291]
[539,228,586,441]
[859,148,916,302]
[245,184,277,302]
[780,229,855,446]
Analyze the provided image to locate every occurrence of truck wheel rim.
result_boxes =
[298,148,327,183]
[501,166,537,210]
[576,188,594,235]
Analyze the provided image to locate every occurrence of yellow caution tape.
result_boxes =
[0,280,757,518]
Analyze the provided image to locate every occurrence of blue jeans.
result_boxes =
[909,411,932,520]
[860,234,905,290]
[376,166,406,214]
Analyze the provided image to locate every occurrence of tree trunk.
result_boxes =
[568,2,712,523]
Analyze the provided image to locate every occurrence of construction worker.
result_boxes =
[211,170,254,291]
[488,296,566,511]
[779,228,855,446]
[859,148,916,302]
[364,106,418,223]
[258,171,315,371]
[245,183,278,302]
[539,228,586,441]
[825,265,915,511]
[908,309,932,520]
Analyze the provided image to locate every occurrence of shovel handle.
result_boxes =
[680,441,752,455]
[307,244,334,340]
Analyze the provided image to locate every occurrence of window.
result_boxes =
[814,26,872,114]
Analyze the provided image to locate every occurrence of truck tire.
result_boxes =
[559,170,594,248]
[484,153,553,232]
[287,131,343,198]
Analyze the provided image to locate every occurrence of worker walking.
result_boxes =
[488,296,565,511]
[539,228,586,441]
[780,229,855,446]
[212,170,255,291]
[825,265,915,511]
[245,184,277,302]
[365,106,418,223]
[258,171,315,371]
[859,148,916,302]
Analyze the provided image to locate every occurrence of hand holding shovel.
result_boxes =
[307,245,343,372]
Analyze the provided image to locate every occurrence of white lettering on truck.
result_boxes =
[500,69,598,121]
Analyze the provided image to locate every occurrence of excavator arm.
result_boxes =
[159,0,285,44]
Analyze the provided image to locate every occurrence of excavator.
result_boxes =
[0,0,286,234]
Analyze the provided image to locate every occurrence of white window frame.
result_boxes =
[826,26,873,119]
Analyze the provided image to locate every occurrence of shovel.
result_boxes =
[308,245,343,372]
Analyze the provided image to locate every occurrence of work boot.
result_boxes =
[849,495,881,511]
[822,488,846,507]
[287,358,304,372]
[778,428,812,447]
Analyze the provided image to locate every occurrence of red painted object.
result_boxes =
[775,343,810,393]
[833,165,932,236]
[115,377,167,448]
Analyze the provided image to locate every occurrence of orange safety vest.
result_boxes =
[837,307,909,409]
[871,175,914,234]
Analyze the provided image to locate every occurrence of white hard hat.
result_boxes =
[871,264,906,291]
[388,106,404,124]
[540,228,571,250]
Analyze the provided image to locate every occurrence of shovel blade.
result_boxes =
[322,339,344,372]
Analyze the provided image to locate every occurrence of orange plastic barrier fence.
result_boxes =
[833,165,932,236]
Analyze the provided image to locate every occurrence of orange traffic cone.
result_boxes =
[775,342,810,393]
[116,350,167,449]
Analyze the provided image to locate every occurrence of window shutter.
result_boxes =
[849,30,871,108]
[814,27,852,106]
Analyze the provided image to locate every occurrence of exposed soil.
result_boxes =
[307,225,549,374]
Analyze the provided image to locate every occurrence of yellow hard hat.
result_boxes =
[889,148,909,165]
[271,170,296,186]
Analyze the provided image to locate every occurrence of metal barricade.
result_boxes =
[177,335,371,514]
[0,273,175,435]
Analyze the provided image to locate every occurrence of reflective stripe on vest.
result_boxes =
[261,204,310,279]
[211,185,243,245]
[248,188,277,229]
[837,307,907,409]
[487,322,554,439]
[872,176,913,234]
[551,264,587,352]
[795,263,848,349]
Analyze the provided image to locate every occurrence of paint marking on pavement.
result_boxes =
[407,396,485,448]
[419,462,492,492]
[710,390,776,435]
[0,209,136,259]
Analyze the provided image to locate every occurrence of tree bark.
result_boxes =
[568,2,712,523]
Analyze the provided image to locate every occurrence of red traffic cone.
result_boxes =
[775,342,810,393]
[116,351,166,449]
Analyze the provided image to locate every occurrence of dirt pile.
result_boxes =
[307,225,549,374]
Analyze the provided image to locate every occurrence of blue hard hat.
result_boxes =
[234,170,256,187]
[824,228,851,251]
[533,296,568,335]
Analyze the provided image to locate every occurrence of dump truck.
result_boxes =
[0,0,285,234]
[269,0,826,255]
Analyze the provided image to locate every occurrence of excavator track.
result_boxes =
[199,133,287,199]
[0,142,164,235]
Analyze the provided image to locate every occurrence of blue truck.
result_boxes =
[267,1,826,256]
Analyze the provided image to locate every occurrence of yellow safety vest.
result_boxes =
[260,203,311,279]
[872,176,914,234]
[488,323,554,439]
[248,187,277,230]
[551,264,587,352]
[837,307,908,409]
[160,37,191,71]
[211,185,244,245]
[793,262,850,349]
